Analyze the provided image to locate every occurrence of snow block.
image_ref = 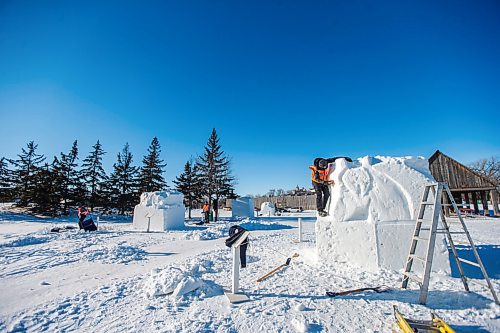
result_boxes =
[232,197,254,218]
[316,156,451,273]
[133,191,185,231]
[260,202,276,216]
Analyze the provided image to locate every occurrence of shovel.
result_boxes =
[257,253,299,282]
[326,285,390,297]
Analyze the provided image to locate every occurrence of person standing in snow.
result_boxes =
[310,157,352,217]
[202,201,210,224]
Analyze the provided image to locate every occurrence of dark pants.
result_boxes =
[240,242,248,268]
[313,181,330,211]
[204,211,209,223]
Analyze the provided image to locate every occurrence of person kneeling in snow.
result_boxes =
[309,157,352,217]
[77,206,97,232]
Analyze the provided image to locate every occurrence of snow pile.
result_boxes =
[232,197,254,218]
[317,156,451,272]
[183,219,293,240]
[87,243,148,264]
[133,191,185,231]
[0,235,50,247]
[184,224,230,240]
[260,202,276,216]
[143,261,207,299]
[239,219,294,231]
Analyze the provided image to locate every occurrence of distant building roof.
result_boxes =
[429,150,497,191]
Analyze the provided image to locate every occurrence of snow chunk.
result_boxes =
[143,261,208,299]
[171,276,203,298]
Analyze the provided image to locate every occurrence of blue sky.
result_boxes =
[0,0,499,195]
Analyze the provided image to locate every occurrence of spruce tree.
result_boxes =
[109,143,139,214]
[138,137,167,193]
[173,159,203,219]
[31,161,60,216]
[11,141,46,206]
[81,140,107,212]
[196,128,236,221]
[52,140,81,214]
[0,157,14,203]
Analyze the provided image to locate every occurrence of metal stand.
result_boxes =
[298,218,303,242]
[224,231,250,304]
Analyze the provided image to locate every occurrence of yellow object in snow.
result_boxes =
[393,305,455,333]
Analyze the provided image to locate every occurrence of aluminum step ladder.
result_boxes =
[402,182,499,305]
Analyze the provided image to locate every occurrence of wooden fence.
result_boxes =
[251,195,317,210]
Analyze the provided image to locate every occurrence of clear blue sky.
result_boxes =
[0,0,499,195]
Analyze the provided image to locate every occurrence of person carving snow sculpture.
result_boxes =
[309,157,352,217]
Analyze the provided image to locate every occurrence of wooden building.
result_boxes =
[429,150,499,216]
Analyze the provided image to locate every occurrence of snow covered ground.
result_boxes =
[0,207,499,332]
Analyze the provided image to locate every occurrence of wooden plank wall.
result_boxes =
[225,195,317,210]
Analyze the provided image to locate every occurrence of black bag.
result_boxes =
[81,217,97,232]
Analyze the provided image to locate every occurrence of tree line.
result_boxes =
[0,128,236,220]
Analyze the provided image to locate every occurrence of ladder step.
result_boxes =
[413,236,428,242]
[457,257,481,267]
[425,184,438,188]
[421,202,434,205]
[403,272,423,284]
[409,255,427,263]
[466,278,491,289]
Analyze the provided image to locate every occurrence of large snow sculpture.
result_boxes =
[232,197,254,218]
[133,191,185,231]
[316,156,450,273]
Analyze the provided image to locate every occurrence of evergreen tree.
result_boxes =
[0,157,14,203]
[31,161,60,216]
[138,137,167,193]
[52,140,81,214]
[196,128,236,221]
[81,140,107,212]
[173,159,203,219]
[109,143,139,214]
[11,141,46,206]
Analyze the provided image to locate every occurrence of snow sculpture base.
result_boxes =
[316,219,450,272]
[232,197,254,218]
[133,191,185,231]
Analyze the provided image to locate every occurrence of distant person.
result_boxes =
[202,201,210,224]
[310,157,352,217]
